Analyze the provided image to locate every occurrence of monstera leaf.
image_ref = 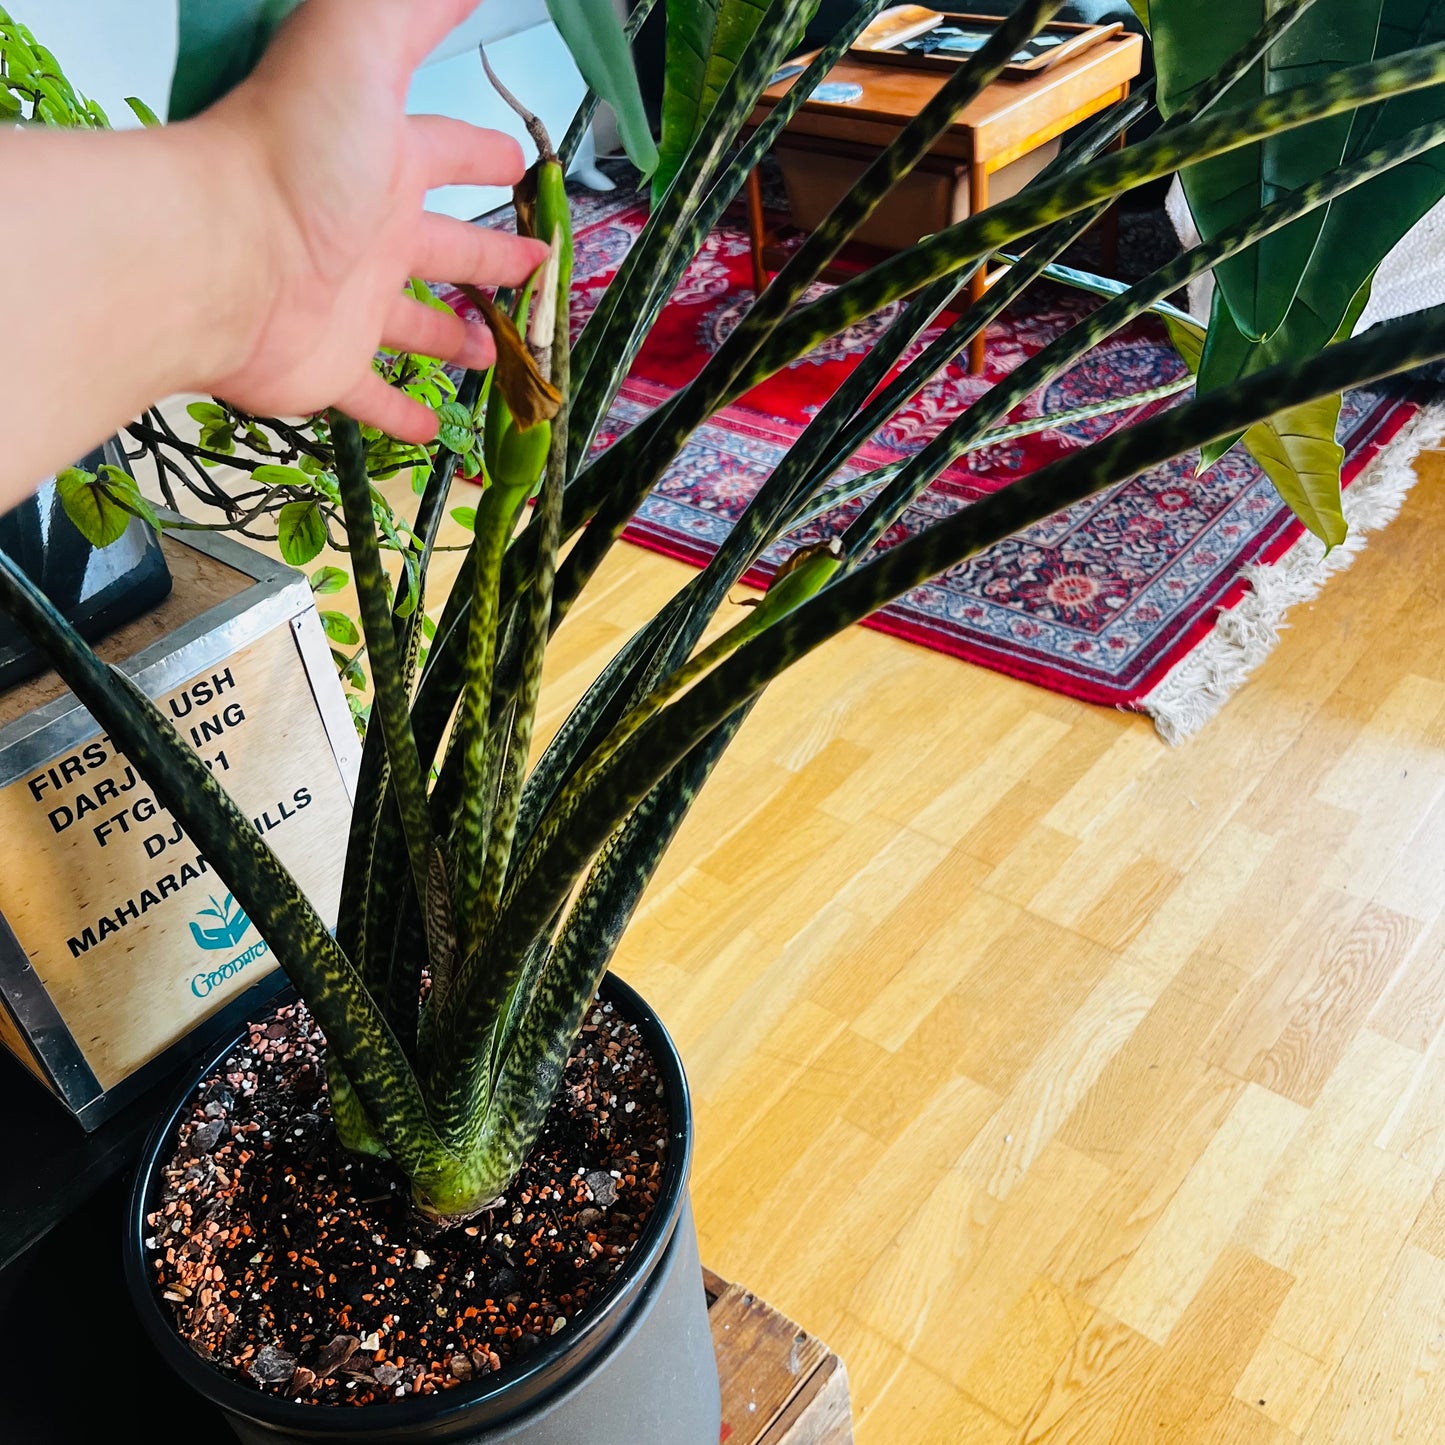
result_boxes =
[169,0,301,121]
[654,0,820,202]
[1152,0,1385,343]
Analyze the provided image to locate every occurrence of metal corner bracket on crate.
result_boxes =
[0,523,360,1131]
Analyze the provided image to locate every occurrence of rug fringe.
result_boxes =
[1140,401,1445,746]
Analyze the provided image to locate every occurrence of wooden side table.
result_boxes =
[742,32,1144,372]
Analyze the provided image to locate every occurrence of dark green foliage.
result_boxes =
[169,0,301,122]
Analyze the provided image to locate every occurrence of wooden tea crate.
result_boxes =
[706,1267,854,1443]
[0,526,359,1129]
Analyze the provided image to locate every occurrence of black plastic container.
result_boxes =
[123,974,721,1444]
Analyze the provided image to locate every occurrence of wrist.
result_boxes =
[153,112,289,400]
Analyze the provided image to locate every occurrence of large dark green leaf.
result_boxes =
[546,0,658,177]
[1190,1,1445,418]
[1153,0,1385,341]
[169,0,300,122]
[1196,268,1375,475]
[653,0,820,202]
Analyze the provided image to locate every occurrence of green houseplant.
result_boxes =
[7,0,1445,1437]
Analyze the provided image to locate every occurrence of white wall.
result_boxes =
[5,0,176,127]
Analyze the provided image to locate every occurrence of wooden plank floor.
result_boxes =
[151,418,1445,1440]
[532,447,1445,1443]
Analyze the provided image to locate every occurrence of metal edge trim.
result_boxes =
[0,908,102,1114]
[288,610,362,803]
[0,531,314,780]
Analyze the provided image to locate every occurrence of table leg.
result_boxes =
[968,159,989,375]
[746,167,768,295]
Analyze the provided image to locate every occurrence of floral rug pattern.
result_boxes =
[455,189,1417,715]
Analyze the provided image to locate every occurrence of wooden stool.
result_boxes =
[706,1267,853,1442]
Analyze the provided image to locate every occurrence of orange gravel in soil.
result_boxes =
[145,997,668,1409]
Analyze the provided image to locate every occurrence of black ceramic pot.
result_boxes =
[123,974,721,1444]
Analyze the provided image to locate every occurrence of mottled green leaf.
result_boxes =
[995,256,1347,544]
[655,0,818,202]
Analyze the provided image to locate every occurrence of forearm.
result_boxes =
[0,121,264,505]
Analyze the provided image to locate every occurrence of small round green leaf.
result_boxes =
[199,423,235,455]
[435,400,477,456]
[276,499,328,566]
[97,465,161,531]
[55,467,131,547]
[320,610,360,647]
[309,565,348,595]
[253,463,313,488]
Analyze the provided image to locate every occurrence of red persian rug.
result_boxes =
[455,188,1439,741]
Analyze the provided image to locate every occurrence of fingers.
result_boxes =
[336,371,442,445]
[409,115,527,192]
[383,293,495,368]
[412,212,549,289]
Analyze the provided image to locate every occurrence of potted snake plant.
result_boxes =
[6,0,1445,1440]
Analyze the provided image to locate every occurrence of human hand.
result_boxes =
[185,0,549,443]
